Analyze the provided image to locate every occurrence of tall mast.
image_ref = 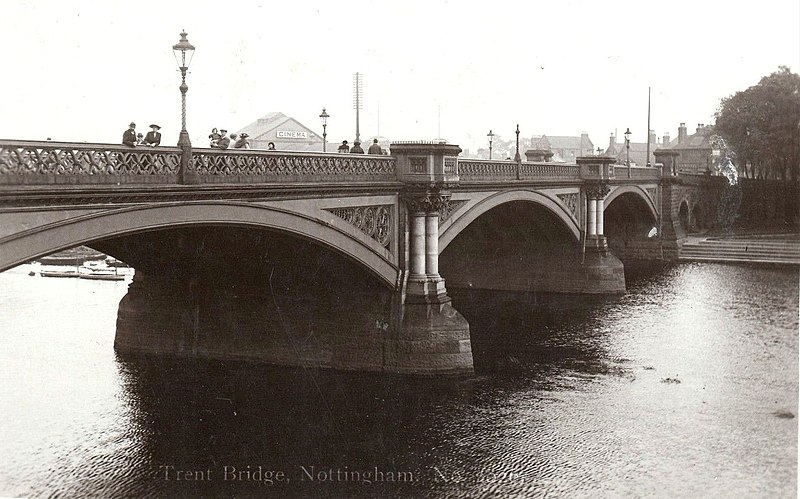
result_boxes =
[646,86,651,166]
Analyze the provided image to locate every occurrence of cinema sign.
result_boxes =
[276,130,308,139]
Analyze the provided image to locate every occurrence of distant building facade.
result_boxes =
[531,132,594,163]
[236,112,325,151]
[605,130,662,167]
[662,123,714,174]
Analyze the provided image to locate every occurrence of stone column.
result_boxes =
[409,210,427,278]
[596,197,605,236]
[587,197,597,237]
[425,212,440,277]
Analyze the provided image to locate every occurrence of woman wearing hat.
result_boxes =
[144,124,161,147]
[233,132,250,149]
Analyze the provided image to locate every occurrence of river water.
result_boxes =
[0,262,797,498]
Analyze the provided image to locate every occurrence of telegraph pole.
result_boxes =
[353,72,363,144]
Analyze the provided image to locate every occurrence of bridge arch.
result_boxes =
[604,185,658,223]
[0,201,399,288]
[440,189,580,251]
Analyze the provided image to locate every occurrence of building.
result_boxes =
[530,133,594,163]
[662,123,714,174]
[604,130,662,167]
[236,112,325,151]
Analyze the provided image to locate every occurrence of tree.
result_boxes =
[714,66,800,183]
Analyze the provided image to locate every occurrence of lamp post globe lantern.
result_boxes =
[319,108,330,152]
[624,127,632,178]
[172,30,195,147]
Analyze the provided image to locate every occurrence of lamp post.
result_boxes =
[487,129,494,159]
[172,30,195,184]
[172,30,195,148]
[624,127,632,178]
[319,107,329,152]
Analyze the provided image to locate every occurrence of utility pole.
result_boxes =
[353,72,363,144]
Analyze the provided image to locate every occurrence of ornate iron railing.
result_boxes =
[0,140,397,185]
[191,148,396,182]
[0,140,181,184]
[458,159,580,181]
[613,165,662,180]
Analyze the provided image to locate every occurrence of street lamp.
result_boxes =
[172,30,195,148]
[319,107,329,152]
[487,129,494,159]
[624,127,632,178]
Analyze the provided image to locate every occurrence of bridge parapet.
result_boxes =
[0,140,182,185]
[458,159,579,181]
[0,140,397,186]
[190,148,396,183]
[612,165,662,180]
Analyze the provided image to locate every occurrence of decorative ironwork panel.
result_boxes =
[325,205,393,248]
[0,142,180,176]
[192,150,396,178]
[557,193,579,218]
[457,160,517,178]
[521,163,581,178]
[439,199,468,224]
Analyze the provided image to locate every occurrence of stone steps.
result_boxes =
[678,236,800,265]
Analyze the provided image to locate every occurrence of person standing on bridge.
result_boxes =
[337,140,349,153]
[122,122,137,147]
[144,124,161,147]
[208,128,221,147]
[367,138,382,155]
[233,133,250,149]
[215,129,231,149]
[350,140,364,154]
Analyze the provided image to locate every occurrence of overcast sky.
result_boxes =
[0,0,797,153]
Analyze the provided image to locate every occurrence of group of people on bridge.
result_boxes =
[122,122,160,147]
[338,138,384,155]
[208,128,255,150]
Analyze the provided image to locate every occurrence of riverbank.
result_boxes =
[679,229,800,265]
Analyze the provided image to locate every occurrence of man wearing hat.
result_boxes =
[215,129,231,149]
[122,122,137,147]
[144,124,161,147]
[337,140,349,153]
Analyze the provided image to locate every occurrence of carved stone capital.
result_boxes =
[403,185,452,215]
[585,182,611,200]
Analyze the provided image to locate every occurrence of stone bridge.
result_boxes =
[0,139,705,374]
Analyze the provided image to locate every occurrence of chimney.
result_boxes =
[580,131,590,154]
[608,133,616,150]
[663,132,670,146]
[678,123,688,143]
[648,129,656,145]
[696,123,704,133]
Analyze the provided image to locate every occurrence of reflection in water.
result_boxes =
[0,263,797,497]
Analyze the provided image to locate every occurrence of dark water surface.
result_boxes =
[0,263,797,497]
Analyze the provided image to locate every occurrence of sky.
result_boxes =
[0,0,798,154]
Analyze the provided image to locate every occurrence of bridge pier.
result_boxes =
[382,142,475,375]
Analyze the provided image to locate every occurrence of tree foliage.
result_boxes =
[714,66,800,182]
